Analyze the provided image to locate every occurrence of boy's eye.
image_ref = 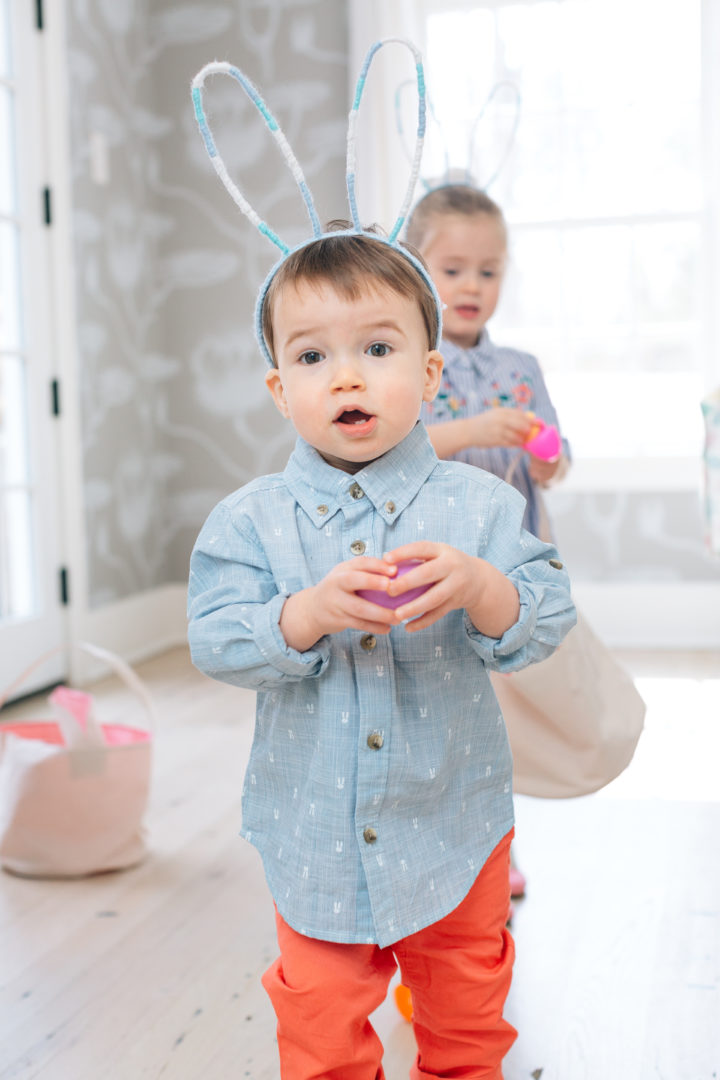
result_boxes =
[366,342,391,357]
[299,350,323,365]
[482,269,497,279]
[443,268,458,277]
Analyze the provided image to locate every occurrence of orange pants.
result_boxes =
[262,829,516,1080]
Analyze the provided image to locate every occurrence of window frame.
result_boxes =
[357,0,720,492]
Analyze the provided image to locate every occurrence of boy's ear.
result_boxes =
[265,367,290,418]
[422,349,444,402]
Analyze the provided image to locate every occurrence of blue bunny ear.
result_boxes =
[466,81,522,190]
[347,38,427,243]
[191,61,322,253]
[395,77,446,194]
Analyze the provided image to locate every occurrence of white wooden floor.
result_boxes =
[0,646,718,1080]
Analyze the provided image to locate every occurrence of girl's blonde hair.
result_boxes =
[405,184,507,251]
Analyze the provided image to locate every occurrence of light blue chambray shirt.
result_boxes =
[421,331,571,539]
[188,423,576,947]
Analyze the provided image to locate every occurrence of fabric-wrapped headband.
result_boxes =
[191,38,443,366]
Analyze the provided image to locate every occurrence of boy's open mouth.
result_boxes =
[335,409,374,425]
[456,305,480,319]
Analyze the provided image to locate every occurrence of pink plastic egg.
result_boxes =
[357,559,430,609]
[524,422,561,462]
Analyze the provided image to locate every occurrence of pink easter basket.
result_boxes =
[0,643,154,878]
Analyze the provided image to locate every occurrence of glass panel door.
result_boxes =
[0,1,64,701]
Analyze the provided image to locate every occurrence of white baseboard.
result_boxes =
[573,581,720,649]
[64,578,719,685]
[69,584,188,683]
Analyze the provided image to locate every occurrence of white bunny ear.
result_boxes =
[466,81,522,191]
[346,38,427,243]
[395,78,446,194]
[191,61,322,252]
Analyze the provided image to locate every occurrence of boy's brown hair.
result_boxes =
[261,222,440,367]
[405,184,507,251]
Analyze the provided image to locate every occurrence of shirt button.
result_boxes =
[367,732,384,749]
[349,482,364,500]
[360,634,377,652]
[350,539,366,555]
[549,558,564,569]
[316,504,329,516]
[363,827,378,844]
[385,500,396,514]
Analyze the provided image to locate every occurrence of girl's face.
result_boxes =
[420,213,507,349]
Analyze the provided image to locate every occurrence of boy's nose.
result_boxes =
[330,356,366,391]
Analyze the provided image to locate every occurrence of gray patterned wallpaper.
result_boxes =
[66,0,349,606]
[64,0,715,608]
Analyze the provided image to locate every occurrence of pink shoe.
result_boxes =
[509,865,527,898]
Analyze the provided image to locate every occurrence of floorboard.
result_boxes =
[0,646,718,1079]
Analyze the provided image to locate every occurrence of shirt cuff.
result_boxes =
[463,581,538,663]
[253,592,330,677]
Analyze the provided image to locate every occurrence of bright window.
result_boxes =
[415,0,715,480]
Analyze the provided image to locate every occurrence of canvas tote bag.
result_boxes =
[0,642,154,878]
[492,610,646,798]
[490,482,645,798]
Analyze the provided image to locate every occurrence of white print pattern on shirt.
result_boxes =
[189,423,574,947]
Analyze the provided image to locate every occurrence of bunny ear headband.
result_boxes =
[191,38,443,367]
[395,78,521,193]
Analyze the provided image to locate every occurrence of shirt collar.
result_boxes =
[284,422,439,528]
[441,328,494,370]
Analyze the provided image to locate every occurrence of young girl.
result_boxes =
[407,184,570,902]
[406,184,569,542]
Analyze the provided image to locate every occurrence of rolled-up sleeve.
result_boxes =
[465,479,576,671]
[188,503,330,689]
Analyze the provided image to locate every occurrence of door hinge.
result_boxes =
[59,567,70,606]
[51,378,61,416]
[42,186,52,225]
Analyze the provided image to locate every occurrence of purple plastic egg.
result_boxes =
[357,559,430,609]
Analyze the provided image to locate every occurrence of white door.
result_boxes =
[0,2,65,702]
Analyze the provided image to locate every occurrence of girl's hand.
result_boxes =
[469,407,535,449]
[528,454,563,486]
[380,542,519,637]
[279,556,401,652]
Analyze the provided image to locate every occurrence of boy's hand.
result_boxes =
[381,542,520,637]
[279,556,402,652]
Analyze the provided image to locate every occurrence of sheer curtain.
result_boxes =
[347,1,426,232]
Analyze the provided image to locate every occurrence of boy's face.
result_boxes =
[420,213,507,349]
[265,280,443,473]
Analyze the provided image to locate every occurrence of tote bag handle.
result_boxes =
[0,642,155,729]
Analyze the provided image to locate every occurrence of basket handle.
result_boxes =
[0,642,155,729]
